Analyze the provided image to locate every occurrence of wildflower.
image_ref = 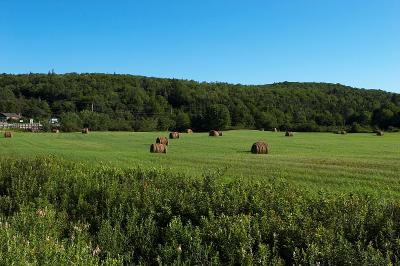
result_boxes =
[36,208,46,217]
[92,245,101,256]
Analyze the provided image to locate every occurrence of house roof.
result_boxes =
[0,112,21,118]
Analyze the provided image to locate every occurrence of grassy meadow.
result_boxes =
[2,130,400,264]
[1,130,399,197]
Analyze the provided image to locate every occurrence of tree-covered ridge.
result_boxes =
[0,73,399,132]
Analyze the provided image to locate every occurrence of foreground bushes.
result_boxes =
[1,157,400,265]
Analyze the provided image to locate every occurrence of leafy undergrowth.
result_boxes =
[0,157,399,265]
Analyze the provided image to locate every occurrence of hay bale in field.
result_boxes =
[156,136,169,146]
[285,131,293,137]
[82,128,89,134]
[150,143,167,153]
[251,141,269,154]
[4,131,12,138]
[209,130,219,137]
[169,132,180,139]
[376,130,384,136]
[184,128,193,134]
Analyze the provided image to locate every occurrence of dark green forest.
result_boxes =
[1,73,399,132]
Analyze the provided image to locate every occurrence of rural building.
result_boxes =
[0,112,22,122]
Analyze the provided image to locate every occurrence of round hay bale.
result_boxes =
[376,131,384,136]
[156,136,169,146]
[82,128,89,134]
[184,128,193,134]
[285,131,293,137]
[4,131,12,138]
[209,130,219,137]
[150,143,167,153]
[251,141,269,154]
[169,132,180,139]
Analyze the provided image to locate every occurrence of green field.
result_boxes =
[1,130,399,197]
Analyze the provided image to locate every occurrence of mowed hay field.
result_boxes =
[1,130,399,197]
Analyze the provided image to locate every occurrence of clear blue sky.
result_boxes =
[1,0,399,92]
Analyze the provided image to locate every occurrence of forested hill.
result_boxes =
[0,73,399,132]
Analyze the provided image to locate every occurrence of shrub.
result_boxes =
[174,111,191,132]
[60,112,82,132]
[204,104,231,130]
[1,157,400,264]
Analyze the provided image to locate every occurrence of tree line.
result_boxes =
[0,73,399,132]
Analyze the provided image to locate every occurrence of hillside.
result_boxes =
[0,73,399,132]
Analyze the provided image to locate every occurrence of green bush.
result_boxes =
[204,104,231,130]
[133,117,158,131]
[174,111,191,131]
[60,112,82,132]
[1,157,400,264]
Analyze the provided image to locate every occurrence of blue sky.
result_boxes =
[1,1,399,92]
